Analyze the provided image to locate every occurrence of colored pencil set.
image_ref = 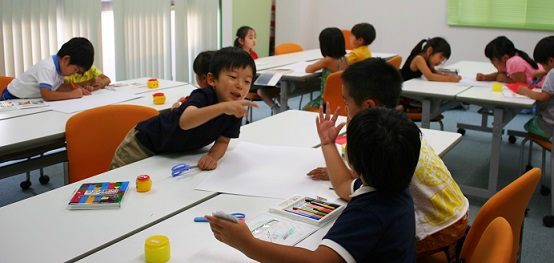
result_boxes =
[283,197,340,221]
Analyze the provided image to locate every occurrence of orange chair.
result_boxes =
[470,217,513,263]
[386,55,403,70]
[0,76,14,94]
[518,130,554,227]
[274,42,303,55]
[419,168,540,263]
[305,71,346,116]
[65,104,159,183]
[341,29,354,50]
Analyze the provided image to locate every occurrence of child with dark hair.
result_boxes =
[346,22,376,64]
[401,37,461,82]
[111,47,258,170]
[172,50,216,109]
[477,36,544,86]
[234,26,258,59]
[309,58,469,262]
[303,27,349,111]
[517,36,554,139]
[206,106,419,263]
[2,37,95,101]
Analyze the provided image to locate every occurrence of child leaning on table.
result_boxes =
[1,37,94,101]
[308,58,469,262]
[345,22,376,64]
[65,65,111,91]
[206,106,419,263]
[110,47,258,170]
[303,27,349,111]
[517,36,554,139]
[477,36,544,86]
[401,37,461,82]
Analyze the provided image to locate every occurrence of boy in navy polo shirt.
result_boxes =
[205,106,419,262]
[110,47,258,170]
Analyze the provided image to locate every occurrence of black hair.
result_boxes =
[319,27,346,59]
[485,36,538,69]
[350,23,376,46]
[234,26,254,49]
[347,107,420,192]
[57,37,94,71]
[341,57,403,108]
[409,37,451,59]
[193,50,216,76]
[209,47,256,80]
[533,36,554,65]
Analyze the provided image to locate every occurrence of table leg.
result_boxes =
[487,108,504,196]
[280,80,293,113]
[421,99,431,129]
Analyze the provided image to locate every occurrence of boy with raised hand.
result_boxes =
[1,37,94,101]
[345,22,376,64]
[205,106,420,262]
[111,47,258,170]
[310,58,469,262]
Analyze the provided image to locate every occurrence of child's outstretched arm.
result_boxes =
[179,100,258,130]
[305,57,332,73]
[412,55,461,82]
[518,86,551,102]
[205,215,343,263]
[40,85,91,101]
[316,103,355,201]
[197,135,230,170]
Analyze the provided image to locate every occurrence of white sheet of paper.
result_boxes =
[274,61,312,73]
[47,89,141,113]
[196,142,328,199]
[459,74,495,87]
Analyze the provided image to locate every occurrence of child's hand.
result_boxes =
[206,215,253,250]
[496,72,510,83]
[316,102,346,146]
[223,101,259,118]
[198,155,218,170]
[517,86,530,95]
[83,85,94,92]
[451,75,462,82]
[307,167,329,180]
[476,73,486,81]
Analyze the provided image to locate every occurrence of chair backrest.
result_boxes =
[322,71,347,116]
[341,29,354,50]
[0,76,15,94]
[386,56,403,70]
[275,42,303,55]
[459,168,541,263]
[65,104,159,183]
[469,217,513,263]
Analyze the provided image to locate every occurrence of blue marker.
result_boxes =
[530,78,539,88]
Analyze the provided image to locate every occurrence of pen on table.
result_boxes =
[293,206,327,217]
[530,78,539,88]
[305,198,338,210]
[304,203,333,214]
[284,209,321,220]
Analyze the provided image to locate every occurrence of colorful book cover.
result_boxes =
[68,181,129,210]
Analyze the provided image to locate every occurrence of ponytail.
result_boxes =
[409,37,452,58]
[516,49,539,69]
[409,39,428,57]
[234,26,254,49]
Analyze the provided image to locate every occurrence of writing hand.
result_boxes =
[205,215,253,250]
[476,73,485,81]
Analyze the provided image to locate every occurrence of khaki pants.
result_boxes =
[110,128,154,170]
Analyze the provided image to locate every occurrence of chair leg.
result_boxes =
[438,120,444,131]
[519,137,530,175]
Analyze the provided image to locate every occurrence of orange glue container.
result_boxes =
[136,175,152,192]
[145,235,170,263]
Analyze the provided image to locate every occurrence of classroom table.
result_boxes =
[256,49,397,112]
[0,80,194,183]
[401,78,472,129]
[0,109,463,262]
[0,152,217,263]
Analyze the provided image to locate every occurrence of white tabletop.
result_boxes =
[456,86,535,108]
[402,78,471,100]
[0,152,217,263]
[447,60,497,75]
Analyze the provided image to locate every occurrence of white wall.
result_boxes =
[274,0,550,66]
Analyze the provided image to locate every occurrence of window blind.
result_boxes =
[448,0,554,31]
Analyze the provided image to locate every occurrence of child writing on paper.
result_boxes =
[171,50,216,109]
[477,36,544,86]
[345,22,376,64]
[401,37,461,82]
[206,106,419,263]
[303,27,349,111]
[517,36,554,139]
[308,58,469,262]
[1,37,95,101]
[65,65,111,91]
[110,47,258,170]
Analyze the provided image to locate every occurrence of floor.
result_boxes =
[1,93,553,262]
